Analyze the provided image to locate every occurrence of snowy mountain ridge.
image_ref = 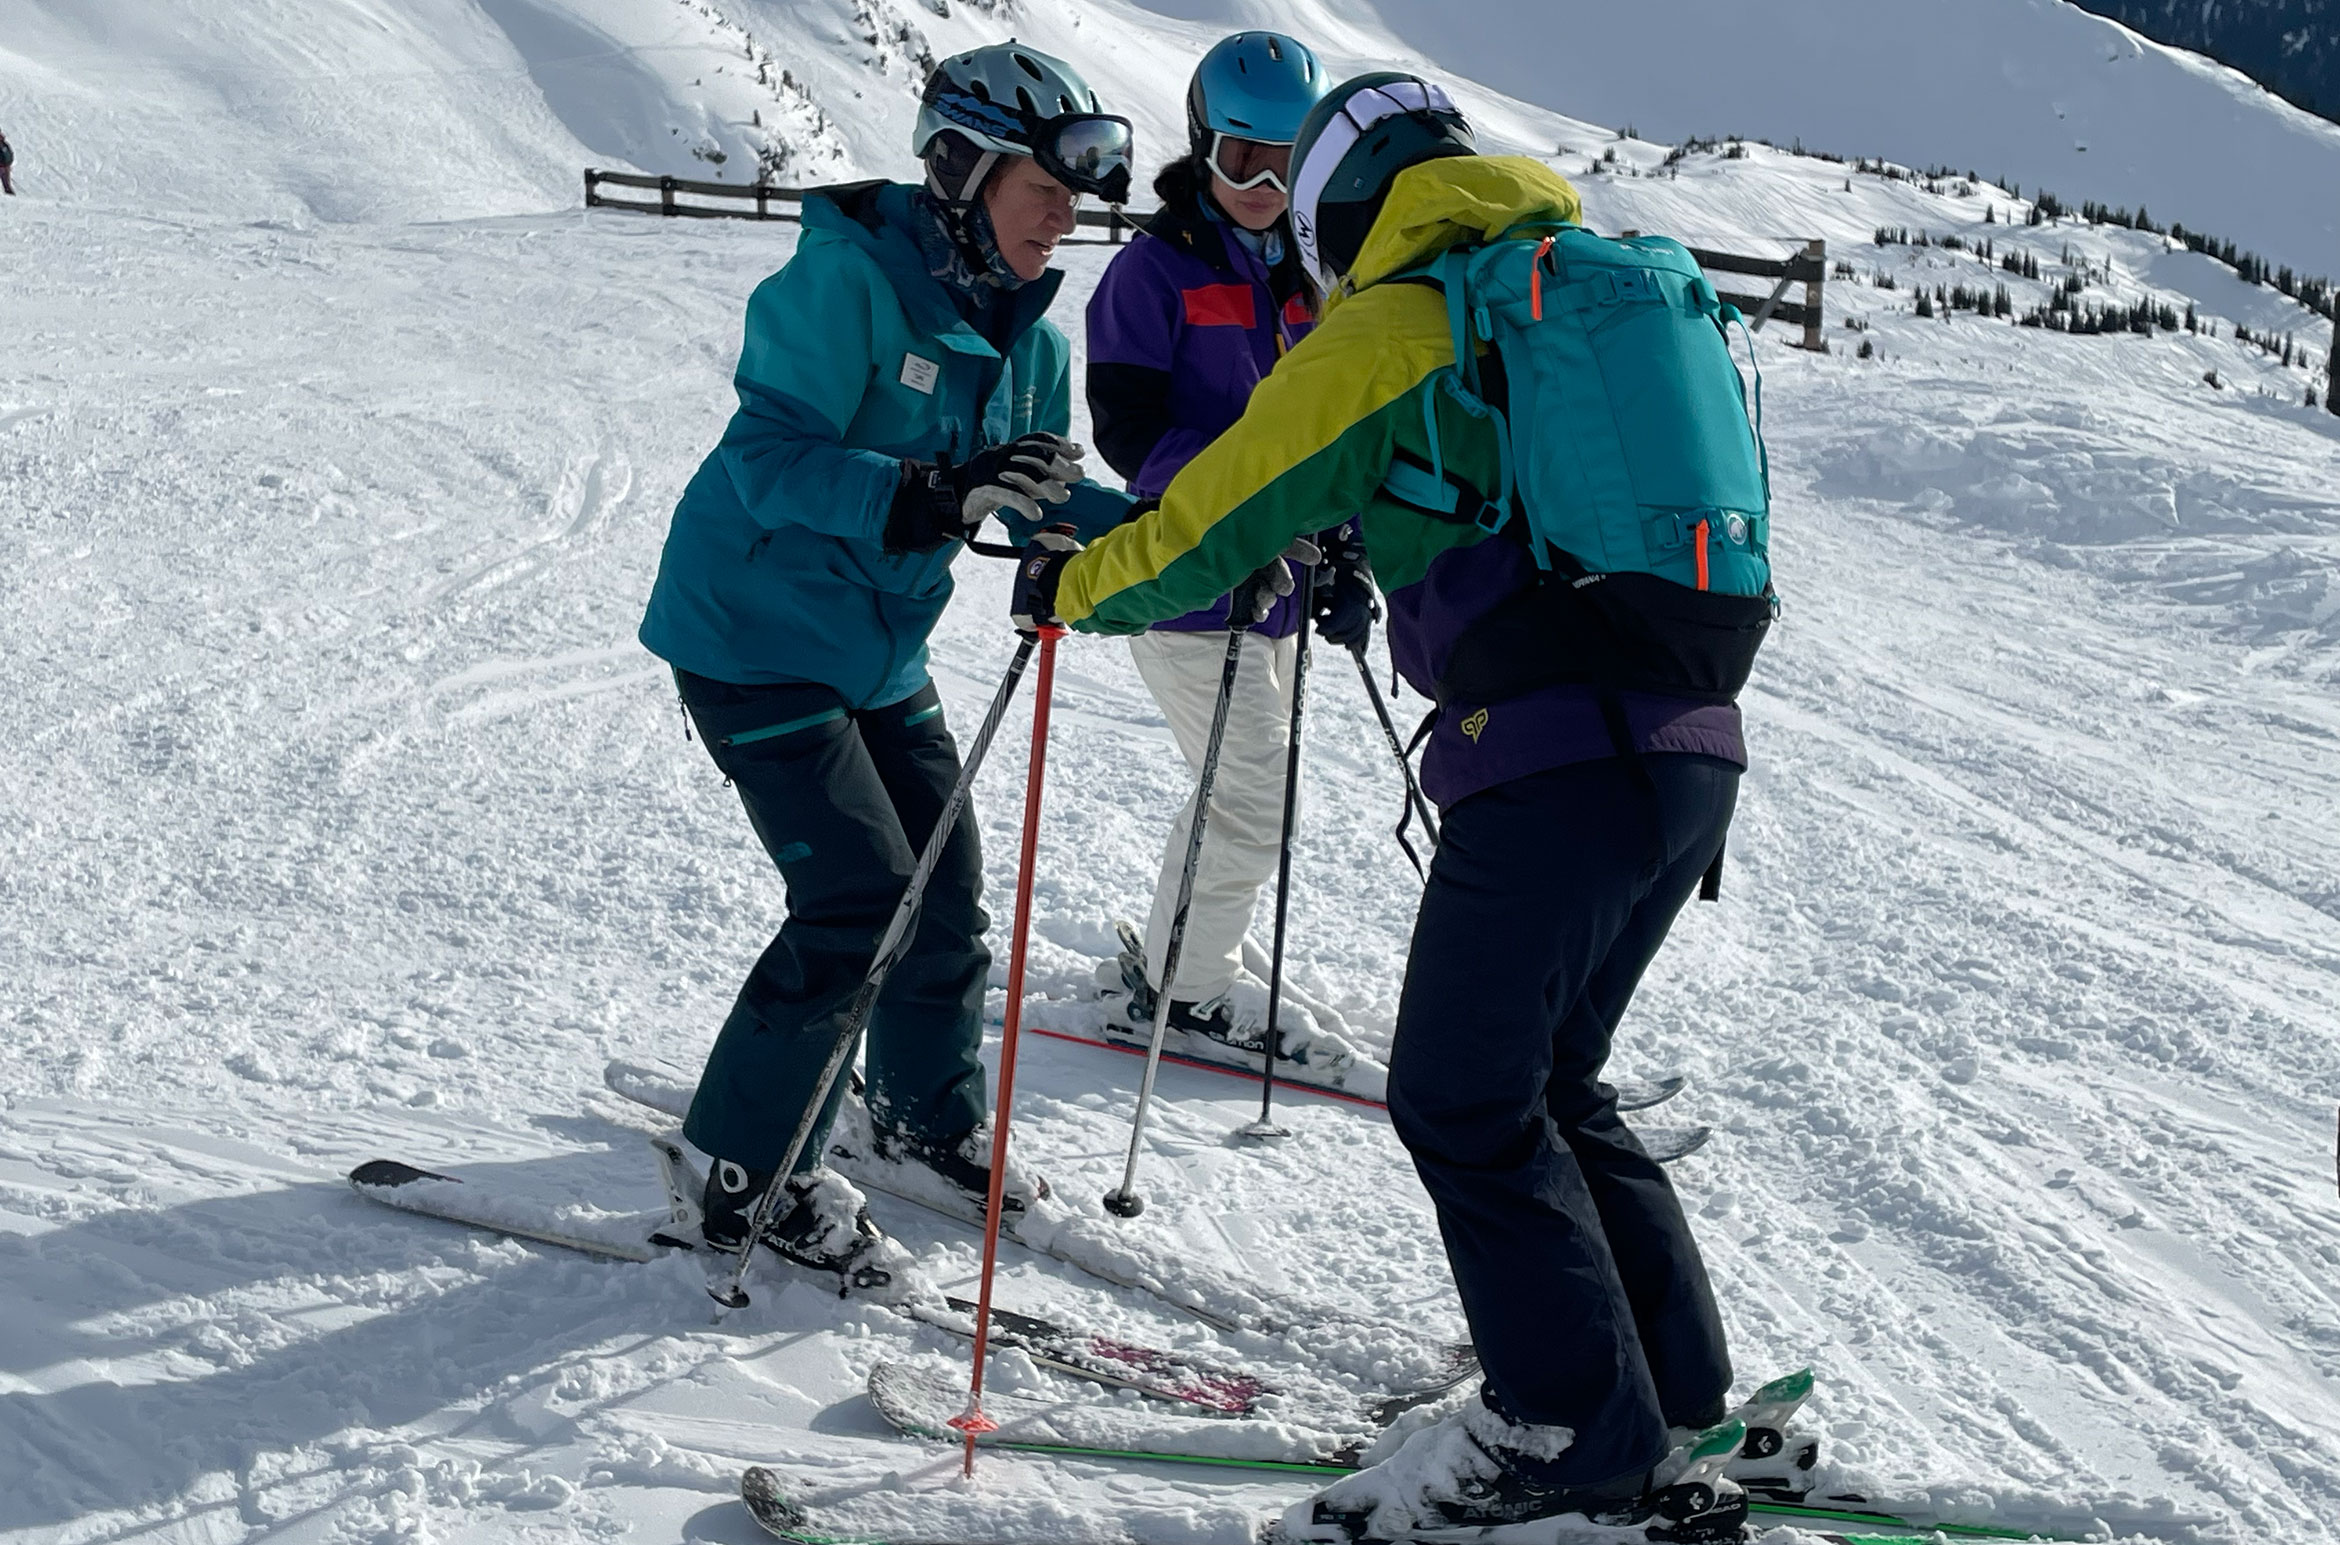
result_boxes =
[2,3,2339,1544]
[8,0,2340,271]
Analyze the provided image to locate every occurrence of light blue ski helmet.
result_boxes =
[1187,32,1329,149]
[913,42,1133,205]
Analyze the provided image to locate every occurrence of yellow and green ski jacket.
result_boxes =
[1057,155,1745,807]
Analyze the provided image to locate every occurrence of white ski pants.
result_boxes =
[1128,627,1300,1004]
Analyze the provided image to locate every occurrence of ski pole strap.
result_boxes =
[1394,705,1439,880]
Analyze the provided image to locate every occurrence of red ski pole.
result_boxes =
[949,624,1065,1478]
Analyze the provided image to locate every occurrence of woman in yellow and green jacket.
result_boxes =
[1010,76,1749,1544]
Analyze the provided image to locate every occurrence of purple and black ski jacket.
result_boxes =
[1085,192,1319,636]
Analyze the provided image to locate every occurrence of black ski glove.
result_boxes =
[1311,529,1380,648]
[885,433,1086,555]
[1010,525,1085,636]
[1229,536,1324,629]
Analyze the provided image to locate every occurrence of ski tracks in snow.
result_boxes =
[4,175,2339,1542]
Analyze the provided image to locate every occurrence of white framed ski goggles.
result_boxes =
[1034,114,1136,204]
[1209,132,1295,194]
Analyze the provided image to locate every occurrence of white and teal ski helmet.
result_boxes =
[1288,72,1475,291]
[914,43,1134,207]
[1187,32,1329,150]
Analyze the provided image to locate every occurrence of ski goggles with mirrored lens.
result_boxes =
[1033,114,1135,204]
[1209,132,1295,194]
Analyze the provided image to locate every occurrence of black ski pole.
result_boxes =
[1241,565,1316,1141]
[1350,641,1440,872]
[710,637,1038,1309]
[1104,623,1246,1217]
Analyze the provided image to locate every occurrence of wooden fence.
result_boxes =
[1680,240,1827,351]
[585,169,1827,348]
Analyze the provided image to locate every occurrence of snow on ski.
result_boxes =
[863,1358,1821,1499]
[648,1134,1303,1419]
[870,1355,1374,1466]
[737,1464,2101,1545]
[1030,1022,1689,1116]
[604,1058,1482,1369]
[656,1069,1497,1409]
[353,1134,1471,1428]
[348,1158,660,1262]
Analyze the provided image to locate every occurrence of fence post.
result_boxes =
[1803,238,1826,351]
[583,168,597,208]
[661,176,676,217]
[756,182,769,219]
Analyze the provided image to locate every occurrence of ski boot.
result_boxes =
[700,1158,898,1291]
[1106,933,1264,1050]
[1291,1394,1749,1543]
[869,1122,1050,1220]
[1671,1368,1818,1502]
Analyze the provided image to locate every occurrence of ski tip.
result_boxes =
[349,1159,452,1189]
[1687,1417,1748,1463]
[740,1467,807,1532]
[1752,1366,1816,1404]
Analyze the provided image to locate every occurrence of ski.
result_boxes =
[1030,1025,1687,1117]
[1640,1123,1713,1164]
[604,1058,1484,1367]
[738,1465,2082,1545]
[1093,921,1690,1114]
[647,1136,1291,1418]
[354,1140,1455,1427]
[864,1358,1814,1495]
[870,1354,1375,1465]
[349,1159,660,1261]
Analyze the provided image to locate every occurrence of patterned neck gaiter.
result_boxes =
[911,187,1025,314]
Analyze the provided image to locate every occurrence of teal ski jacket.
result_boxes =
[639,180,1131,705]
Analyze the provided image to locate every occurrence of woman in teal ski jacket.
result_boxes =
[636,43,1136,1279]
[639,182,1126,702]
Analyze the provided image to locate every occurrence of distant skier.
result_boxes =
[1012,75,1766,1543]
[636,43,1135,1280]
[1084,31,1372,1056]
[1,131,16,197]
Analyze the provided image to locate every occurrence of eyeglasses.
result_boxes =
[1034,115,1135,205]
[1210,132,1294,194]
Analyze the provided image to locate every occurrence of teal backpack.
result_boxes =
[1380,225,1777,708]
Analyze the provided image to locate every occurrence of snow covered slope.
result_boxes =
[3,3,2339,1544]
[9,0,2338,279]
[1326,0,2340,272]
[0,0,1577,221]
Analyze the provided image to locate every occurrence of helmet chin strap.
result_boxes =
[927,148,1000,209]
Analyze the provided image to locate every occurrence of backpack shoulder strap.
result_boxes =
[1370,245,1518,540]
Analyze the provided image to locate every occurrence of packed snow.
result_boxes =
[3,2,2338,1543]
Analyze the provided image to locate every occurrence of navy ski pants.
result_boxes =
[674,671,990,1173]
[1388,752,1737,1486]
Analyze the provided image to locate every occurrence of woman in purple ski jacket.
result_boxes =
[1083,31,1373,1062]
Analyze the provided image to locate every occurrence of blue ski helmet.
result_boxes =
[1187,32,1329,151]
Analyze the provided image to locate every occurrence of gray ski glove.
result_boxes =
[1230,536,1324,628]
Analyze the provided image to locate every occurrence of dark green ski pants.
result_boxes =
[674,670,990,1173]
